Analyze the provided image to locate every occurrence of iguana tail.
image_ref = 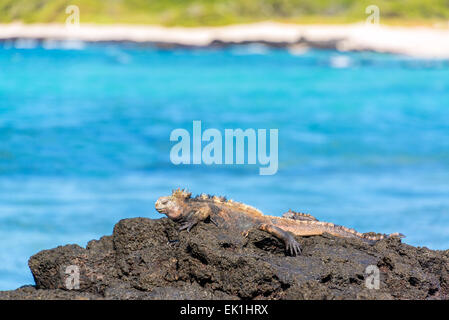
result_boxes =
[327,224,405,242]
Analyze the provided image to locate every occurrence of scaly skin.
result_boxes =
[155,189,405,256]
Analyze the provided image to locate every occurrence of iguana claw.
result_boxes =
[209,217,219,227]
[179,220,197,232]
[286,236,301,256]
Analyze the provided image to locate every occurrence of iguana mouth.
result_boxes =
[155,198,167,213]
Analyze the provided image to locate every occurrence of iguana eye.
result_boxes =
[160,197,170,204]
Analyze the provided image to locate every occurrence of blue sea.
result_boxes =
[1,41,449,290]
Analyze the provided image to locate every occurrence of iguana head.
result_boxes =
[155,189,191,220]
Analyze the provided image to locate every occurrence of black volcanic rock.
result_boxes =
[1,217,448,300]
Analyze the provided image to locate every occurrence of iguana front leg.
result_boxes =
[259,223,302,256]
[178,206,212,232]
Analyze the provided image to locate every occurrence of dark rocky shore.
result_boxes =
[1,217,448,300]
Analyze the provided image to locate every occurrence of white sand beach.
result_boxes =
[1,21,449,58]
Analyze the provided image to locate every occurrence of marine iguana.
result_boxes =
[155,189,404,256]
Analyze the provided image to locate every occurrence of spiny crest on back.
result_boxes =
[193,193,263,216]
[171,188,192,200]
[283,209,318,222]
[194,193,228,203]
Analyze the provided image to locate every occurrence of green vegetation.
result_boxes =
[1,0,449,26]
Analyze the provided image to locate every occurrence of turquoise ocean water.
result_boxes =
[1,41,449,290]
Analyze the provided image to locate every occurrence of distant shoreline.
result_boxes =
[1,21,449,58]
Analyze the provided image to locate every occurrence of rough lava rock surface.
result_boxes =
[1,217,449,300]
